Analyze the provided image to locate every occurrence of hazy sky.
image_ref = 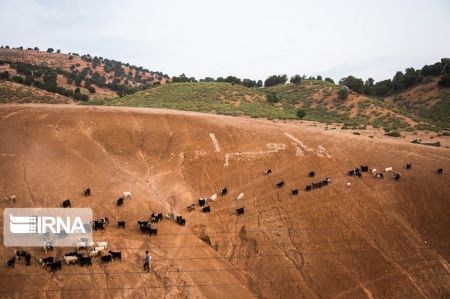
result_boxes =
[1,0,449,82]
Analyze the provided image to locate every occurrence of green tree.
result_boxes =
[242,78,256,88]
[256,80,263,88]
[317,75,322,80]
[290,74,302,86]
[324,77,334,83]
[392,71,405,91]
[264,74,287,87]
[47,48,54,53]
[339,76,364,93]
[224,76,241,85]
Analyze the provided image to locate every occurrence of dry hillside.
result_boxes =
[0,104,449,298]
[0,48,168,100]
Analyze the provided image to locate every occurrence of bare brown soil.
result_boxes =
[0,104,449,298]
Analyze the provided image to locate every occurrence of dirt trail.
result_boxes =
[0,104,449,298]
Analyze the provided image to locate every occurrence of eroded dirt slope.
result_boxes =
[0,105,449,298]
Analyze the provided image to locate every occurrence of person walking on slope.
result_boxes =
[144,251,151,272]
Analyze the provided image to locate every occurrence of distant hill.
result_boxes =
[91,81,435,132]
[0,47,448,132]
[0,48,169,102]
[385,77,450,130]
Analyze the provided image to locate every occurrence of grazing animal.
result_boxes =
[117,221,126,229]
[116,197,124,207]
[109,251,122,261]
[149,228,158,236]
[291,189,299,196]
[95,241,108,249]
[437,168,444,174]
[176,216,186,226]
[393,173,401,181]
[166,213,174,220]
[318,181,323,188]
[43,241,53,253]
[360,165,369,172]
[376,173,384,179]
[384,167,393,173]
[88,249,100,258]
[322,180,329,186]
[209,193,217,201]
[79,256,92,266]
[348,169,361,177]
[138,221,149,227]
[305,185,312,191]
[6,257,16,268]
[14,250,27,260]
[370,169,377,176]
[346,182,351,187]
[62,199,71,208]
[309,171,315,177]
[100,255,112,264]
[123,191,132,200]
[5,195,16,204]
[151,212,161,223]
[84,188,91,197]
[76,241,88,250]
[187,204,195,212]
[276,180,285,188]
[49,261,62,271]
[140,225,151,233]
[63,255,78,265]
[92,221,105,231]
[265,169,272,176]
[236,192,244,200]
[25,253,31,265]
[198,198,206,207]
[236,207,244,215]
[312,183,319,189]
[39,257,54,266]
[406,163,412,170]
[202,206,211,213]
[221,187,228,196]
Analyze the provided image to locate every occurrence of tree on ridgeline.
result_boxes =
[242,78,256,88]
[324,77,334,83]
[256,80,263,88]
[47,48,54,53]
[264,74,287,87]
[339,75,364,93]
[290,74,302,86]
[224,76,241,85]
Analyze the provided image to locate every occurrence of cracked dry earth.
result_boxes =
[0,104,449,298]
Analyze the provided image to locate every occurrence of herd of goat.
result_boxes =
[3,164,445,271]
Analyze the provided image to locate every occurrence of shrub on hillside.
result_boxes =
[296,109,306,118]
[266,92,279,103]
[337,88,349,100]
[0,71,9,80]
[386,130,401,137]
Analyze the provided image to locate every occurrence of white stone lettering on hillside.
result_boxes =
[209,133,220,152]
[224,143,286,167]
